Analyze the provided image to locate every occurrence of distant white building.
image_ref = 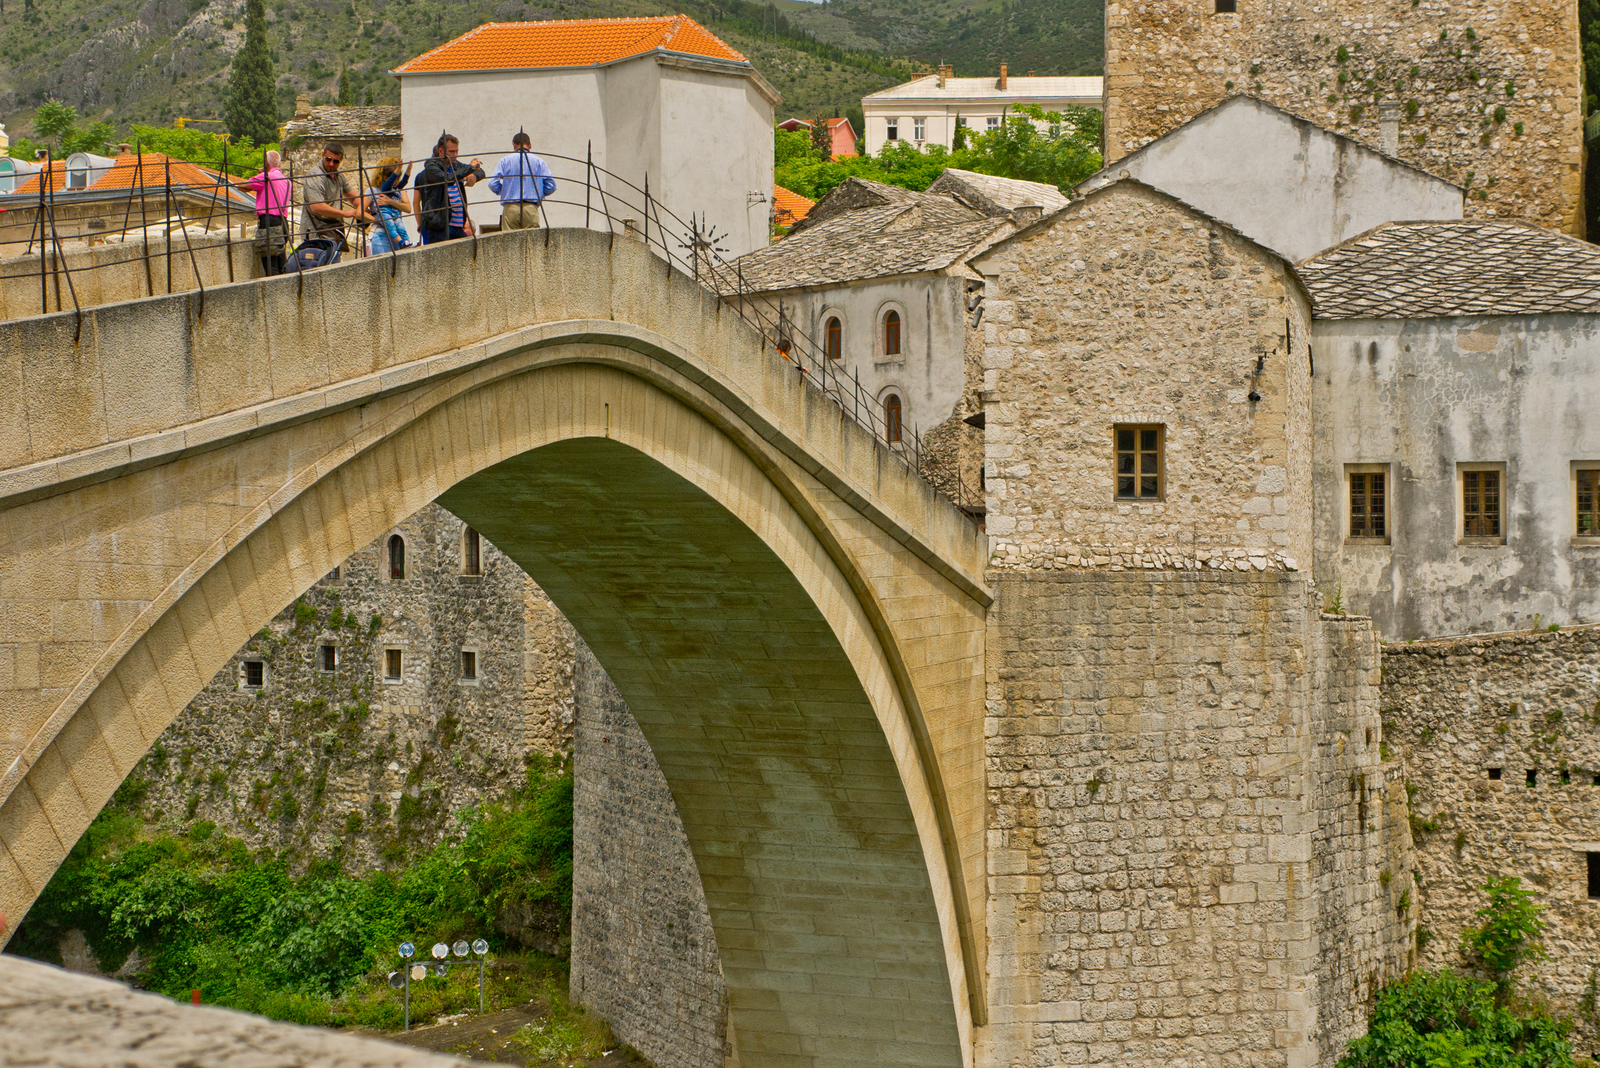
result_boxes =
[861,65,1102,157]
[393,16,778,256]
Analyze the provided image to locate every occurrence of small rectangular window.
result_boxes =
[1589,852,1600,900]
[1114,425,1163,500]
[913,117,926,141]
[1215,0,1237,10]
[1348,469,1387,540]
[1488,768,1502,780]
[886,118,898,141]
[461,650,477,680]
[1462,466,1504,540]
[1526,768,1537,787]
[385,648,403,680]
[1578,468,1599,537]
[986,116,1000,131]
[320,645,336,672]
[1561,767,1572,785]
[243,660,265,688]
[463,527,482,576]
[323,566,341,582]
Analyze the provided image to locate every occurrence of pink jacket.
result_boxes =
[244,167,291,217]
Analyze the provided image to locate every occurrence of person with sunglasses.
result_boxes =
[301,142,371,251]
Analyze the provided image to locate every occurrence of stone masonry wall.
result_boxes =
[569,642,729,1068]
[1103,0,1584,234]
[981,571,1409,1068]
[132,504,575,874]
[1382,625,1600,1054]
[973,181,1315,575]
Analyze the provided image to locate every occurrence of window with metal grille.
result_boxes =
[388,535,406,580]
[1349,471,1386,539]
[884,394,903,443]
[1578,468,1599,537]
[385,648,403,680]
[883,310,901,356]
[320,645,336,672]
[243,660,264,688]
[825,317,841,359]
[1115,425,1163,499]
[1463,469,1502,538]
[461,650,477,680]
[463,527,481,576]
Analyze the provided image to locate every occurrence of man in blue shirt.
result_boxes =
[488,132,557,232]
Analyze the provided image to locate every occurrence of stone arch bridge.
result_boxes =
[0,229,992,1068]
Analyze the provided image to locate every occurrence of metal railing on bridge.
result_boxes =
[7,143,981,516]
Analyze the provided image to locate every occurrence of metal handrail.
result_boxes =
[0,144,983,514]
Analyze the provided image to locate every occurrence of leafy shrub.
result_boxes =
[1460,876,1548,995]
[1338,970,1572,1068]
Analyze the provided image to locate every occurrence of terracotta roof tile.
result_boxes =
[773,184,814,228]
[394,15,746,74]
[15,152,251,204]
[1299,220,1600,319]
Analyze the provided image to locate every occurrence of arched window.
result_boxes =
[884,393,903,443]
[65,153,91,190]
[462,527,481,576]
[388,535,405,581]
[883,311,901,357]
[825,316,842,359]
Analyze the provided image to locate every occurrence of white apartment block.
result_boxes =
[861,65,1102,156]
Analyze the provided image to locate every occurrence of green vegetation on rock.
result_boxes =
[7,759,574,1027]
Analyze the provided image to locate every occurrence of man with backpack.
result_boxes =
[415,133,486,244]
[488,131,556,232]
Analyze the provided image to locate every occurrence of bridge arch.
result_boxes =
[0,233,989,1067]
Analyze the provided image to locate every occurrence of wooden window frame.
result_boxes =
[1574,462,1600,545]
[383,647,404,683]
[1113,424,1165,501]
[1457,462,1507,545]
[319,644,337,672]
[387,533,407,581]
[883,309,902,358]
[1345,463,1391,544]
[883,392,904,444]
[459,648,479,685]
[462,526,482,577]
[824,315,842,360]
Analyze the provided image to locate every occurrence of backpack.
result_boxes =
[285,238,342,272]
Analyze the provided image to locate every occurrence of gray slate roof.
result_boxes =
[283,105,403,143]
[1299,220,1600,319]
[728,205,1010,292]
[926,168,1070,215]
[790,176,984,235]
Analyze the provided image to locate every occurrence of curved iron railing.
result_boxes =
[4,142,982,515]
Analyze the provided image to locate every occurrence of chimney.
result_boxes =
[294,92,312,119]
[937,63,951,88]
[998,63,1007,90]
[115,143,133,156]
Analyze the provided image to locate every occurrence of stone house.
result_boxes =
[392,16,777,257]
[1102,0,1585,235]
[863,66,1103,155]
[1302,220,1600,639]
[280,98,403,182]
[1077,94,1464,263]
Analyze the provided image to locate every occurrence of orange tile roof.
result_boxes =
[394,15,747,74]
[15,152,252,204]
[773,184,814,228]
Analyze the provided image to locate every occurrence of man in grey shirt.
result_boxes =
[301,141,370,250]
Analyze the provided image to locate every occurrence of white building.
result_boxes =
[861,66,1102,157]
[393,16,778,256]
[1076,95,1464,263]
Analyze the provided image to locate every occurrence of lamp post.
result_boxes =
[390,937,491,1028]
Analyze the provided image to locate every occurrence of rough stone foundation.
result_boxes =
[1383,625,1600,1054]
[570,642,729,1068]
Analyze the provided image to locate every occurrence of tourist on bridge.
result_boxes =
[416,133,486,244]
[367,157,413,254]
[301,142,372,252]
[241,149,291,274]
[488,131,556,232]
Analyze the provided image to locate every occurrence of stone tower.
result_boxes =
[1103,0,1584,236]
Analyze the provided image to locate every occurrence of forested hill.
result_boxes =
[0,0,1100,139]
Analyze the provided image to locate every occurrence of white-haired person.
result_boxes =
[242,149,291,274]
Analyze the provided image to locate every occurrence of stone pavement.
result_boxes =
[0,954,464,1067]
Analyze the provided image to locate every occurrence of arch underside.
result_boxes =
[0,351,971,1068]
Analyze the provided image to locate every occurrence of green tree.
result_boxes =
[1460,875,1549,998]
[32,99,79,149]
[954,104,1102,192]
[809,113,833,158]
[224,0,278,147]
[129,124,265,176]
[1338,969,1572,1068]
[338,66,354,106]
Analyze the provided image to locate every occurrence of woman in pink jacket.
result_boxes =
[243,150,292,274]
